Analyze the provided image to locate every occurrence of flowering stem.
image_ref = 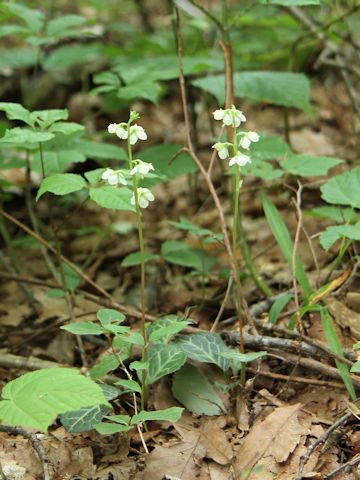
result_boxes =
[127,125,149,410]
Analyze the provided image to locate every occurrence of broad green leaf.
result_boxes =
[100,384,121,401]
[60,404,111,433]
[162,240,215,273]
[351,362,360,373]
[169,217,213,237]
[2,1,44,33]
[148,318,189,343]
[0,128,54,145]
[76,140,127,161]
[251,135,292,161]
[308,206,357,224]
[119,332,145,346]
[121,251,158,267]
[220,350,266,373]
[105,414,131,425]
[321,307,356,400]
[95,423,132,435]
[131,407,183,424]
[37,173,86,200]
[43,43,105,71]
[117,81,163,104]
[320,168,360,209]
[172,364,226,416]
[90,354,120,380]
[140,144,197,186]
[97,308,126,326]
[193,72,312,112]
[173,332,230,372]
[319,222,360,250]
[33,109,68,128]
[147,344,187,384]
[281,155,342,177]
[262,194,312,297]
[0,25,28,37]
[49,122,84,135]
[0,47,38,69]
[115,379,142,394]
[62,263,81,291]
[0,102,35,127]
[32,149,86,175]
[0,368,108,432]
[89,186,134,211]
[269,293,294,324]
[61,322,103,336]
[46,14,87,38]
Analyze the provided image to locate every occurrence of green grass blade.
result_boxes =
[321,306,356,400]
[262,194,312,297]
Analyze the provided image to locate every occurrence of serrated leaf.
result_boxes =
[319,222,360,250]
[193,71,312,112]
[61,322,103,335]
[89,186,134,211]
[172,364,226,416]
[37,173,86,200]
[0,128,54,145]
[131,407,183,424]
[121,251,158,267]
[147,344,187,384]
[173,332,230,372]
[60,404,111,433]
[281,154,342,177]
[0,368,108,432]
[320,168,360,209]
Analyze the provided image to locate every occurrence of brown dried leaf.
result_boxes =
[200,418,233,466]
[325,298,360,339]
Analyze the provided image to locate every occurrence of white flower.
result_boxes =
[130,160,154,177]
[129,125,147,145]
[213,106,246,127]
[131,187,155,209]
[212,142,230,160]
[239,131,260,150]
[101,168,127,186]
[107,123,128,140]
[229,153,251,167]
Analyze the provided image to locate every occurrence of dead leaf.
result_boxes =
[200,418,233,466]
[325,297,360,339]
[234,403,306,476]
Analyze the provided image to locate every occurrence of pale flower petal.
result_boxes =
[213,109,224,121]
[229,153,251,167]
[108,124,118,134]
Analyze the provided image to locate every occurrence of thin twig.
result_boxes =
[211,275,233,332]
[291,182,304,331]
[297,411,354,479]
[325,454,360,479]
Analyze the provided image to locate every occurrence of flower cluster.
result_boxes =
[103,115,155,209]
[212,106,259,168]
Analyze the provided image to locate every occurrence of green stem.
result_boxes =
[127,124,149,410]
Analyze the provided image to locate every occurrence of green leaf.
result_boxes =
[320,168,360,209]
[61,322,103,336]
[148,318,189,343]
[220,350,266,373]
[90,354,120,380]
[97,308,126,326]
[32,149,86,175]
[321,307,356,400]
[147,344,187,385]
[121,332,145,347]
[43,43,104,71]
[105,414,131,425]
[193,72,312,112]
[121,251,158,267]
[269,293,294,324]
[95,423,132,435]
[89,186,134,211]
[48,122,84,135]
[115,379,142,394]
[117,80,163,104]
[131,407,183,425]
[0,102,35,127]
[46,14,87,38]
[262,194,312,297]
[33,109,68,128]
[319,222,360,250]
[260,0,319,4]
[172,364,226,416]
[37,173,86,200]
[2,1,44,33]
[62,263,81,291]
[169,217,213,237]
[0,368,108,432]
[100,384,120,401]
[60,404,111,433]
[281,155,343,177]
[76,140,127,161]
[350,362,360,373]
[0,128,54,145]
[307,206,357,224]
[162,240,215,273]
[173,332,230,372]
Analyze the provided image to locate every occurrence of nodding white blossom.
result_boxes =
[130,160,154,177]
[108,123,128,140]
[101,168,127,186]
[129,125,147,145]
[229,153,251,167]
[131,187,155,209]
[239,131,260,150]
[213,106,246,128]
[212,142,230,160]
